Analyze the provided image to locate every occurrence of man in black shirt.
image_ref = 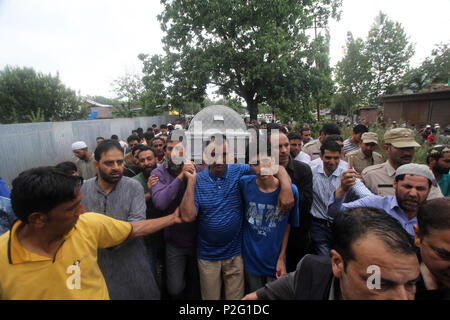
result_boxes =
[270,131,313,272]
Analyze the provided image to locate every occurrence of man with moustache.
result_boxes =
[152,137,166,165]
[427,145,450,196]
[328,163,435,237]
[80,140,160,300]
[362,128,443,199]
[309,139,371,256]
[132,145,167,289]
[270,130,313,272]
[179,136,294,300]
[151,134,203,299]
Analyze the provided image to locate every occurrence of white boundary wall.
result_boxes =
[0,115,177,188]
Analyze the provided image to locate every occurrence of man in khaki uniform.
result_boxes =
[347,132,384,174]
[362,128,443,199]
[303,123,340,161]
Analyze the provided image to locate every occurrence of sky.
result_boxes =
[0,0,449,99]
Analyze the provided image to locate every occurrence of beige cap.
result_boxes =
[384,128,420,148]
[361,132,378,144]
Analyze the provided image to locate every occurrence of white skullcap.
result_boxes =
[71,141,87,150]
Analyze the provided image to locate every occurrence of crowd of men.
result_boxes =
[0,119,449,300]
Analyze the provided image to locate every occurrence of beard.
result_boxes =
[435,163,450,175]
[142,165,156,179]
[98,166,123,184]
[168,158,183,176]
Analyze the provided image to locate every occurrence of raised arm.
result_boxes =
[179,170,198,222]
[275,166,294,215]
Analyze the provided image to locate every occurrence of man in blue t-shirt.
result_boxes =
[240,147,299,294]
[179,136,295,300]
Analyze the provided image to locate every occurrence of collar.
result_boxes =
[317,161,342,177]
[385,161,397,177]
[208,165,229,180]
[94,176,121,195]
[8,220,76,265]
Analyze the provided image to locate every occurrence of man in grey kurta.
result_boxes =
[81,166,160,299]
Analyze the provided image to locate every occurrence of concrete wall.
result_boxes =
[0,115,178,188]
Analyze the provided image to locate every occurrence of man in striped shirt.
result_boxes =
[343,124,368,156]
[310,139,372,257]
[179,136,294,300]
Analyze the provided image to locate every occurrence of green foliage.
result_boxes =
[365,12,414,104]
[140,0,342,121]
[111,73,144,118]
[25,107,45,122]
[399,43,450,92]
[0,65,85,124]
[334,32,371,115]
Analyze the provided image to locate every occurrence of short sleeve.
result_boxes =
[82,213,132,249]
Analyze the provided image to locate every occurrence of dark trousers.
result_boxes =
[310,218,333,257]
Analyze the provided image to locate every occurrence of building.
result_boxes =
[84,99,113,119]
[381,86,450,129]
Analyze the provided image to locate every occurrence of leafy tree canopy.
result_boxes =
[140,0,342,121]
[0,66,87,124]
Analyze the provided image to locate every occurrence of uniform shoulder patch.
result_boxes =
[362,163,385,174]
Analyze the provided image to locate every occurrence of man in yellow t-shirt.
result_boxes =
[0,166,182,300]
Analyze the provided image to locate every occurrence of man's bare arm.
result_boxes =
[129,208,182,239]
[179,171,198,222]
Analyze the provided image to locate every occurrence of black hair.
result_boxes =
[267,123,286,135]
[11,166,83,223]
[160,124,168,130]
[320,123,341,136]
[426,145,449,164]
[55,161,78,175]
[353,124,369,135]
[96,136,104,141]
[131,144,146,157]
[110,134,119,140]
[127,134,140,143]
[300,127,311,134]
[323,134,344,144]
[152,124,157,128]
[287,132,302,141]
[320,139,342,155]
[152,137,165,145]
[144,131,155,140]
[136,128,144,134]
[332,207,416,271]
[94,139,124,161]
[135,145,157,158]
[417,198,450,238]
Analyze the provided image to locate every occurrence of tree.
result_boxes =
[365,12,414,103]
[111,73,145,118]
[399,43,450,93]
[141,0,342,121]
[334,32,371,115]
[0,66,86,124]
